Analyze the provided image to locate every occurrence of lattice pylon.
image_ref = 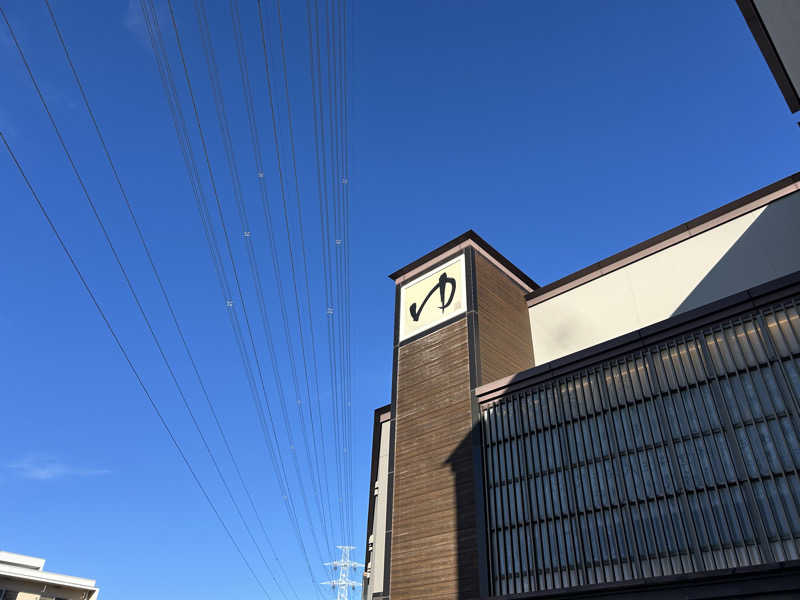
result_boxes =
[321,545,363,600]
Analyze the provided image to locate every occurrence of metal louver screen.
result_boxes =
[481,296,800,595]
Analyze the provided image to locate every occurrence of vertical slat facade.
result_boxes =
[482,295,800,595]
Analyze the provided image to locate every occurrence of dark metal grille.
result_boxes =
[481,295,800,595]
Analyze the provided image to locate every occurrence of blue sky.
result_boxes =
[1,1,798,599]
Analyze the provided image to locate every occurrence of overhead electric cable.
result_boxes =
[191,0,331,559]
[161,0,299,530]
[301,0,340,549]
[272,0,325,435]
[317,0,347,543]
[6,5,290,594]
[0,131,272,600]
[139,0,279,533]
[334,0,355,542]
[332,0,351,543]
[339,0,354,545]
[144,1,325,591]
[41,2,299,596]
[253,3,336,548]
[139,3,312,577]
[227,0,335,556]
[270,0,335,553]
[163,0,326,573]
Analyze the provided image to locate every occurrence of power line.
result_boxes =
[9,0,358,589]
[303,0,348,543]
[160,0,297,534]
[256,0,345,564]
[302,0,340,551]
[139,4,315,584]
[141,0,295,556]
[0,129,272,600]
[330,0,351,544]
[271,0,334,555]
[143,1,326,593]
[338,0,353,544]
[228,0,335,557]
[191,0,333,562]
[340,0,355,546]
[317,0,347,545]
[5,3,288,594]
[41,2,299,596]
[165,0,327,572]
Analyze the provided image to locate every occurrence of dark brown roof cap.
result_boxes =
[388,229,539,290]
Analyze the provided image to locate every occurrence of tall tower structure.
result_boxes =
[322,545,363,600]
[368,231,536,600]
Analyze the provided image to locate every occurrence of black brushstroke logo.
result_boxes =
[409,272,456,322]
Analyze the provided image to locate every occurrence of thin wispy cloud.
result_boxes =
[124,0,147,48]
[124,0,167,53]
[8,456,111,481]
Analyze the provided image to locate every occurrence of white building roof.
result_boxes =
[0,551,98,599]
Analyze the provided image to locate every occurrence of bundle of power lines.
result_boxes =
[1,0,355,598]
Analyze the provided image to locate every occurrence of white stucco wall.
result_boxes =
[529,189,800,365]
[365,418,390,598]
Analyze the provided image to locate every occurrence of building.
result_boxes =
[364,404,391,600]
[362,170,800,599]
[738,0,800,117]
[0,552,98,600]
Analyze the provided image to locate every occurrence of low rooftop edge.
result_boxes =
[0,562,97,590]
[0,552,45,571]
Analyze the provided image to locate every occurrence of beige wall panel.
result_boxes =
[529,263,641,363]
[530,191,800,364]
[627,207,763,320]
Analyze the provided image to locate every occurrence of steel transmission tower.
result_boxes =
[321,546,363,600]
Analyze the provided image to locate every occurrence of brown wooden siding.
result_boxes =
[475,253,535,384]
[390,318,479,600]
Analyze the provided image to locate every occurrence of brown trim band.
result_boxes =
[526,171,800,306]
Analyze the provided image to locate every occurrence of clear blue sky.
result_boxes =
[1,1,798,599]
